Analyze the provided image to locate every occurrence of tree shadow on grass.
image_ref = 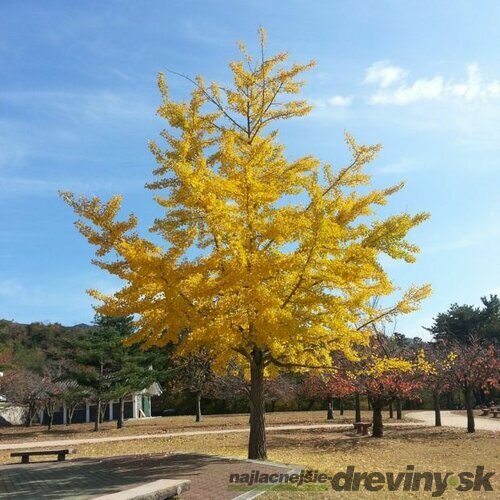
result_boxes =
[266,426,476,454]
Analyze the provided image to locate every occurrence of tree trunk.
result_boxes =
[326,396,334,420]
[446,391,455,410]
[389,401,394,419]
[248,348,267,460]
[100,402,106,423]
[26,402,36,427]
[68,405,76,425]
[117,397,125,429]
[464,387,475,433]
[372,401,383,438]
[355,392,361,423]
[395,398,402,420]
[433,392,442,427]
[367,396,372,411]
[94,400,101,432]
[195,392,202,422]
[270,400,276,412]
[47,402,54,431]
[339,398,344,416]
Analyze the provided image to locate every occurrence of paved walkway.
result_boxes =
[0,422,425,451]
[406,410,500,431]
[0,452,297,499]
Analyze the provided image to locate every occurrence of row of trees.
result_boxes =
[162,315,499,438]
[1,316,165,430]
[1,299,498,438]
[424,296,500,432]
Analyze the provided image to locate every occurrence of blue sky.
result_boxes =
[0,1,499,338]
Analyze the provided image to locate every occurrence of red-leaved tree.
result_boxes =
[447,338,499,433]
[300,371,356,420]
[356,369,423,437]
[423,343,455,426]
[350,333,427,437]
[2,369,46,426]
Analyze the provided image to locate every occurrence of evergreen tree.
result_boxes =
[66,315,163,431]
[426,295,500,345]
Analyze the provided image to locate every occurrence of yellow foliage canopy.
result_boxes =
[61,30,430,374]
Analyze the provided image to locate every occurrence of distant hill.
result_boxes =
[70,323,93,330]
[0,319,93,373]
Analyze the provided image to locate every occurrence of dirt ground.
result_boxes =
[2,424,497,498]
[0,409,404,443]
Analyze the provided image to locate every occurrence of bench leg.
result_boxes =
[21,456,29,464]
[57,453,66,461]
[362,427,368,435]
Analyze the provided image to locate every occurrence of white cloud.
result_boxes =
[486,81,500,96]
[366,62,500,105]
[364,61,408,88]
[308,96,353,119]
[327,95,353,107]
[448,64,482,100]
[371,76,444,105]
[375,158,417,175]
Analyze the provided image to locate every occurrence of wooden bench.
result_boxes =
[492,411,499,418]
[11,449,76,464]
[480,408,490,416]
[353,422,372,435]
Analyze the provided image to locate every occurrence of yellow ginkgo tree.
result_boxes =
[61,30,430,460]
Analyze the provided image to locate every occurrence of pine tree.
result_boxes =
[66,315,162,430]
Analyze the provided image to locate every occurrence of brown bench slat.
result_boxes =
[353,422,372,435]
[11,449,76,464]
[11,449,76,457]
